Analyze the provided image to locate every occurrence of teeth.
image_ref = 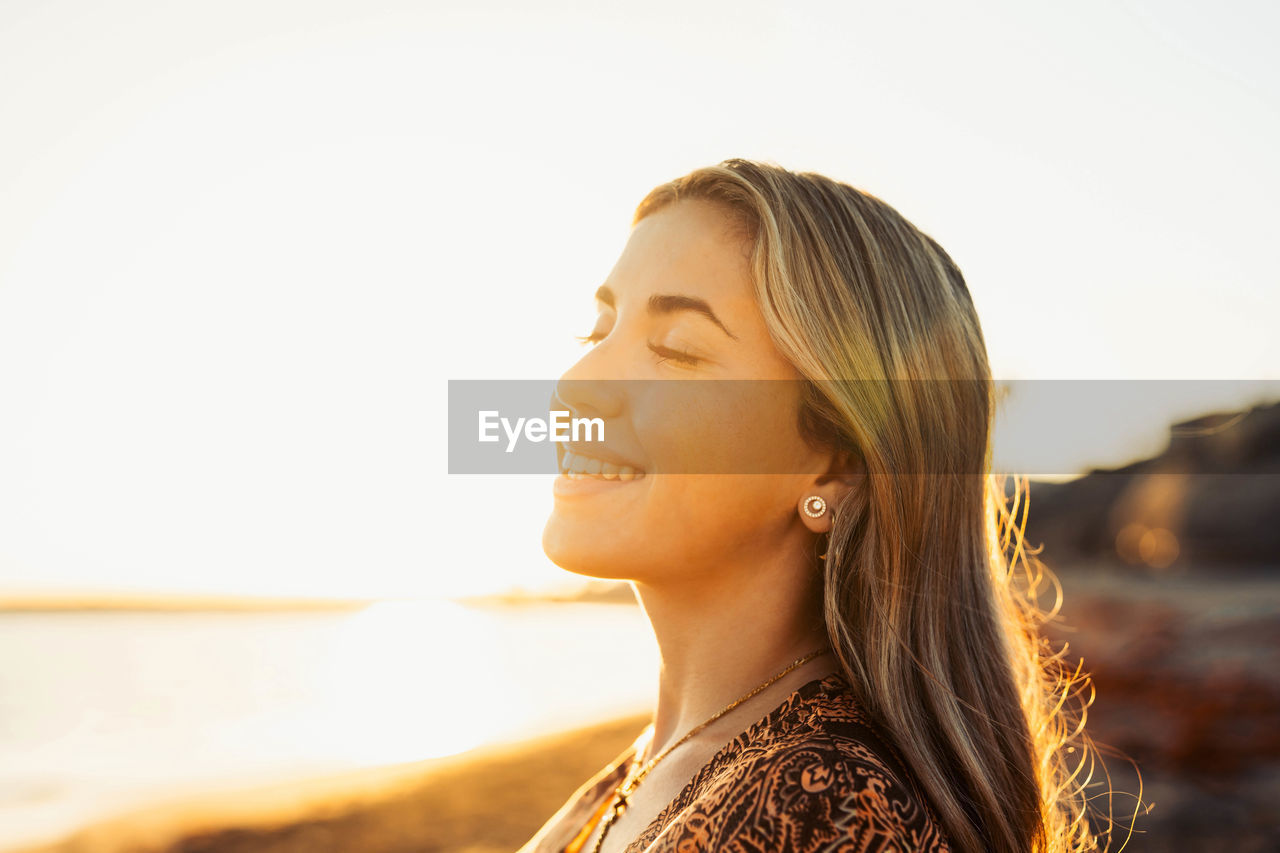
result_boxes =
[560,450,644,480]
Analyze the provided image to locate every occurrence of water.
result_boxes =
[0,600,657,850]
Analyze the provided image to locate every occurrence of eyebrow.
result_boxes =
[594,285,739,341]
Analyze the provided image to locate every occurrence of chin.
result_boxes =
[541,516,634,581]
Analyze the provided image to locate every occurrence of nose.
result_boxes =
[550,342,627,424]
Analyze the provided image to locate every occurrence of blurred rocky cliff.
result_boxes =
[1025,399,1280,567]
[1024,399,1279,851]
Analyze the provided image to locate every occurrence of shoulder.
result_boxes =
[643,673,953,853]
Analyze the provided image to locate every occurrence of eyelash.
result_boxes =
[575,330,701,366]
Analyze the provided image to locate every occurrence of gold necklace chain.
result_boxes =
[579,646,831,853]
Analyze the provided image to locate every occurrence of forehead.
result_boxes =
[607,199,754,307]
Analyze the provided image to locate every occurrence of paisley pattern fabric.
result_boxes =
[521,670,952,853]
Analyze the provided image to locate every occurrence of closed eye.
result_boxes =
[647,342,700,367]
[575,330,701,367]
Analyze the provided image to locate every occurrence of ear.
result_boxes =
[797,448,864,534]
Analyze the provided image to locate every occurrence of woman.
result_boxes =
[520,160,1102,853]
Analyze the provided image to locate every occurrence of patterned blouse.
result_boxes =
[519,670,953,853]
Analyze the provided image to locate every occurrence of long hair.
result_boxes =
[633,160,1110,853]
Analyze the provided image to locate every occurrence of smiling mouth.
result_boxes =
[560,450,646,481]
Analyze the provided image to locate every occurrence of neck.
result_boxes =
[631,555,833,758]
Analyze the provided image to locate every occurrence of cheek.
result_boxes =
[646,474,799,560]
[543,474,804,583]
[635,383,814,475]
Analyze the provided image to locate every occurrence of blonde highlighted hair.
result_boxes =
[634,160,1126,853]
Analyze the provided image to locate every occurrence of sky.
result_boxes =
[0,0,1276,600]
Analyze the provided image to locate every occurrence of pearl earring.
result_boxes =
[802,495,827,518]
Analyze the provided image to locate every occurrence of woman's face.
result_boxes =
[542,199,834,586]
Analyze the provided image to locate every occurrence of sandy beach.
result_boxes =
[13,559,1280,853]
[9,563,1279,852]
[19,712,650,853]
